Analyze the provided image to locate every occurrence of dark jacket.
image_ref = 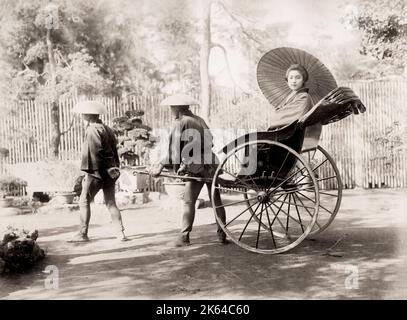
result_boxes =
[270,87,313,128]
[161,110,217,177]
[80,120,120,179]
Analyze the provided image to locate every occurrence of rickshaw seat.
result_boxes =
[221,121,300,154]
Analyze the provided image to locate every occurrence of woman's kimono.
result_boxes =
[269,87,313,129]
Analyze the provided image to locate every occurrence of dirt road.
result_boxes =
[1,189,406,299]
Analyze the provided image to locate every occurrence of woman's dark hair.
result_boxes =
[285,64,309,83]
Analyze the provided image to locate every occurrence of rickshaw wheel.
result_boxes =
[211,139,319,254]
[300,145,343,236]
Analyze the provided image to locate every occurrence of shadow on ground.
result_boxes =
[1,223,405,299]
[1,189,406,299]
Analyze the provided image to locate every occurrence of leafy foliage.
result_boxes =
[0,226,45,273]
[347,0,407,76]
[0,0,140,102]
[113,110,157,166]
[0,174,27,197]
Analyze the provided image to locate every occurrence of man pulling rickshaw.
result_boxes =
[148,94,229,247]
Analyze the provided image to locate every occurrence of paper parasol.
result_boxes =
[257,47,338,107]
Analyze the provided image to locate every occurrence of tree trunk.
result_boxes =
[50,101,61,158]
[46,28,61,158]
[199,1,211,122]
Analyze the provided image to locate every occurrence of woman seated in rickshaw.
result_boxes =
[249,63,314,181]
[260,47,366,133]
[268,63,313,130]
[251,47,365,183]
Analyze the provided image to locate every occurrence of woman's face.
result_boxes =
[287,70,305,91]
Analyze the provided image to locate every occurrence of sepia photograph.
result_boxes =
[0,0,406,303]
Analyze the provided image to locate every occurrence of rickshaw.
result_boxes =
[134,47,366,254]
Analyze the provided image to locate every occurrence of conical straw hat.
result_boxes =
[71,100,107,114]
[160,94,199,106]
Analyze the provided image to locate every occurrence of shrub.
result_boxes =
[0,226,45,273]
[0,174,27,198]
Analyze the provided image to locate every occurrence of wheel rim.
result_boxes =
[211,139,319,254]
[301,146,343,236]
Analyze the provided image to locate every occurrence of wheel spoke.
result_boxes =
[238,201,261,241]
[233,153,261,191]
[311,158,329,172]
[264,204,277,247]
[296,190,334,216]
[214,196,258,209]
[266,192,285,208]
[267,150,290,191]
[221,169,255,190]
[265,202,287,231]
[292,194,305,233]
[269,201,307,229]
[267,165,308,195]
[272,198,315,210]
[271,193,289,227]
[300,146,343,236]
[294,159,329,184]
[225,199,261,227]
[303,149,318,161]
[293,193,321,228]
[256,204,264,249]
[318,191,339,197]
[292,180,315,187]
[285,194,291,234]
[311,149,318,160]
[272,186,315,196]
[317,175,338,182]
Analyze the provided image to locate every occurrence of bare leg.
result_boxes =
[103,178,126,239]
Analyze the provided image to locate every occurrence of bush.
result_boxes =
[0,174,27,198]
[0,226,45,273]
[113,109,157,166]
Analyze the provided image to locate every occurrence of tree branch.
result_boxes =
[211,42,250,94]
[61,117,75,136]
[214,1,263,46]
[55,49,72,69]
[54,49,79,102]
[16,63,34,76]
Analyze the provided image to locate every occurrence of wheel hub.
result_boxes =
[256,191,270,203]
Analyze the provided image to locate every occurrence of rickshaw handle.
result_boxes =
[132,168,212,183]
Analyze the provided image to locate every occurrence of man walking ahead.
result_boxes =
[68,100,128,242]
[149,94,228,247]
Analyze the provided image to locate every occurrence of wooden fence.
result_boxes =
[1,81,407,190]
